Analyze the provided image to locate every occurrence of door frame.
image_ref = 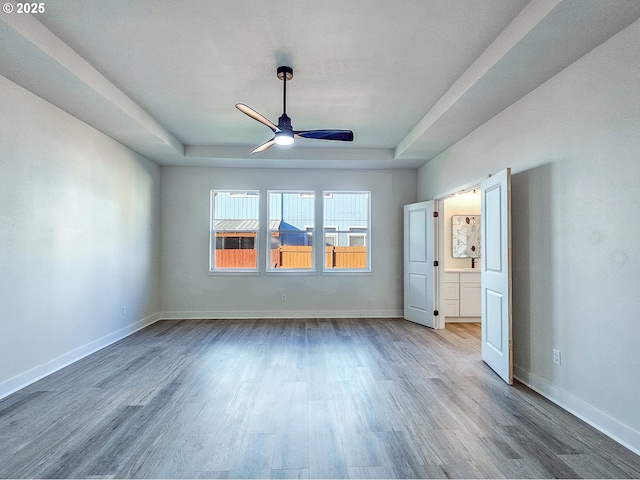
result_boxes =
[432,173,513,385]
[433,179,484,330]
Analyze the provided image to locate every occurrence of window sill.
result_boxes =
[265,270,317,276]
[208,270,261,276]
[322,270,372,276]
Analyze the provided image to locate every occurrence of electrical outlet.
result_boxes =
[122,306,127,316]
[553,349,561,365]
[281,294,287,301]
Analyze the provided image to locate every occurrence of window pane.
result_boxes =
[348,234,366,247]
[211,191,259,270]
[268,191,315,270]
[323,192,370,270]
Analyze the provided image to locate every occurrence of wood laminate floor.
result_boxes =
[1,318,639,479]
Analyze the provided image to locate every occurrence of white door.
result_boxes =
[404,201,437,328]
[481,168,513,384]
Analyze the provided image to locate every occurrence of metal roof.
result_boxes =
[214,220,280,231]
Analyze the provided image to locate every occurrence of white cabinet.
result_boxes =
[443,272,460,317]
[443,271,480,320]
[459,272,481,317]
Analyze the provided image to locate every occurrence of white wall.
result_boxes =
[160,167,416,318]
[0,75,162,398]
[443,191,482,270]
[417,20,640,452]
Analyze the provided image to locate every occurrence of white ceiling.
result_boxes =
[2,0,639,169]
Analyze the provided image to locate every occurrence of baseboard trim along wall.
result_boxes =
[0,313,162,401]
[159,310,404,320]
[514,364,640,456]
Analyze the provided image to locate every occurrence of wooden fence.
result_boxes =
[216,246,366,269]
[273,246,366,269]
[275,245,313,268]
[214,249,256,268]
[330,246,367,269]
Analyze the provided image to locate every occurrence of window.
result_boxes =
[323,192,370,271]
[348,226,367,247]
[324,226,338,246]
[215,235,255,250]
[268,191,315,271]
[210,191,259,271]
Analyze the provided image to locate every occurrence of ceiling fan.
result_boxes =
[236,66,354,154]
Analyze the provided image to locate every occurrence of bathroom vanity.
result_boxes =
[443,269,481,321]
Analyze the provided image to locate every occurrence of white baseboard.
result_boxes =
[514,364,640,456]
[160,309,404,320]
[0,313,161,401]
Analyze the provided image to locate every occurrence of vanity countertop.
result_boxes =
[444,268,480,273]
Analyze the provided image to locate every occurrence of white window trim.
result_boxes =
[208,190,371,275]
[229,191,259,198]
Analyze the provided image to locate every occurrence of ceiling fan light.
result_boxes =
[274,132,294,146]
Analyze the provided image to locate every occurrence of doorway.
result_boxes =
[404,168,513,384]
[437,188,482,328]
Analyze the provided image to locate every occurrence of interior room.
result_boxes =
[441,189,482,324]
[2,1,640,478]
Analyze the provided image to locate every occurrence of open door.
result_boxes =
[404,201,437,328]
[481,168,513,384]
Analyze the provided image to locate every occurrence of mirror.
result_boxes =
[452,215,481,258]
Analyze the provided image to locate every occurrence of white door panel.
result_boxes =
[408,274,428,311]
[409,210,427,262]
[481,168,513,384]
[404,201,437,328]
[485,289,504,351]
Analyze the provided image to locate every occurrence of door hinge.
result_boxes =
[433,260,438,267]
[434,310,439,316]
[433,211,439,217]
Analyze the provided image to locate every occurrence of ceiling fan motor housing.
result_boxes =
[275,114,294,145]
[278,114,293,132]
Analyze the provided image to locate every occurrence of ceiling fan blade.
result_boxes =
[236,103,277,132]
[294,129,354,142]
[251,138,276,154]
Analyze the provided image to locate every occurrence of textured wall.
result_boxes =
[0,75,162,397]
[160,166,417,318]
[417,20,640,450]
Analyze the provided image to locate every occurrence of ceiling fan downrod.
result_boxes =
[275,66,294,144]
[277,66,293,116]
